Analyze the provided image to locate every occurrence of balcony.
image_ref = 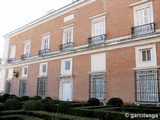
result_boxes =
[88,34,106,46]
[60,42,73,51]
[132,23,155,37]
[21,53,30,60]
[7,58,14,63]
[38,49,49,57]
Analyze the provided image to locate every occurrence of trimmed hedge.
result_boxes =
[0,103,6,111]
[5,99,22,110]
[87,98,100,106]
[23,100,44,111]
[20,96,30,101]
[40,98,56,112]
[29,96,41,100]
[108,98,123,107]
[57,102,73,113]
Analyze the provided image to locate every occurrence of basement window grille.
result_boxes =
[37,77,47,98]
[19,79,27,97]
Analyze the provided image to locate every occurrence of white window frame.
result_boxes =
[8,68,13,79]
[24,41,31,55]
[91,16,106,37]
[91,53,106,72]
[22,66,28,78]
[61,58,72,75]
[133,2,154,26]
[64,14,74,22]
[135,44,157,68]
[63,27,74,44]
[10,45,16,59]
[39,63,48,76]
[41,35,50,50]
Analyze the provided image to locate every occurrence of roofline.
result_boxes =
[3,0,88,38]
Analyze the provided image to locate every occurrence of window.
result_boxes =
[41,35,50,50]
[142,49,151,62]
[19,79,27,96]
[39,63,48,76]
[91,16,105,37]
[61,58,72,75]
[90,74,106,100]
[8,68,13,79]
[10,46,16,59]
[91,53,106,72]
[135,44,157,68]
[6,81,12,94]
[135,70,159,102]
[37,77,46,98]
[22,66,28,78]
[133,2,153,26]
[24,42,30,54]
[65,61,71,70]
[63,27,73,44]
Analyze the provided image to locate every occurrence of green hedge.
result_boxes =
[0,110,99,120]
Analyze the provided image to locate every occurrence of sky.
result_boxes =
[0,0,73,58]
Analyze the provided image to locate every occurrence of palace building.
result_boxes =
[0,0,160,104]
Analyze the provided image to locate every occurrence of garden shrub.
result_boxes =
[0,96,3,102]
[40,98,56,112]
[23,100,44,111]
[0,104,6,111]
[5,99,22,110]
[45,97,52,100]
[57,102,72,113]
[29,96,41,100]
[108,97,123,107]
[2,93,10,103]
[7,95,21,101]
[87,98,100,106]
[20,96,30,101]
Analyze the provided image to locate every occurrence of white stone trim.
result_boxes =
[89,12,107,20]
[40,32,51,37]
[133,66,160,71]
[61,24,75,30]
[129,0,148,7]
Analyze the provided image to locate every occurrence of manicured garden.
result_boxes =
[0,94,160,120]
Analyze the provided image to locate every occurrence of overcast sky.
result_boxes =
[0,0,73,57]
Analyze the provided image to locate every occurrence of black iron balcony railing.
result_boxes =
[21,53,30,60]
[38,49,49,57]
[88,34,106,45]
[60,42,73,51]
[7,58,15,63]
[132,23,155,37]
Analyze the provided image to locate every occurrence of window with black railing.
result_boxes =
[89,74,106,100]
[21,53,30,60]
[19,79,27,97]
[38,49,49,57]
[60,42,73,51]
[6,81,12,94]
[132,23,155,37]
[88,34,106,45]
[135,70,159,102]
[37,77,47,98]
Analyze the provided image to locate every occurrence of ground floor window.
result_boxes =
[19,79,27,97]
[6,80,12,94]
[135,70,159,102]
[37,77,47,98]
[89,74,106,100]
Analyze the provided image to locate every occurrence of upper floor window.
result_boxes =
[91,16,105,37]
[133,2,153,26]
[22,66,28,78]
[39,63,48,76]
[41,35,50,50]
[63,27,74,44]
[10,45,16,59]
[65,61,71,70]
[24,41,30,55]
